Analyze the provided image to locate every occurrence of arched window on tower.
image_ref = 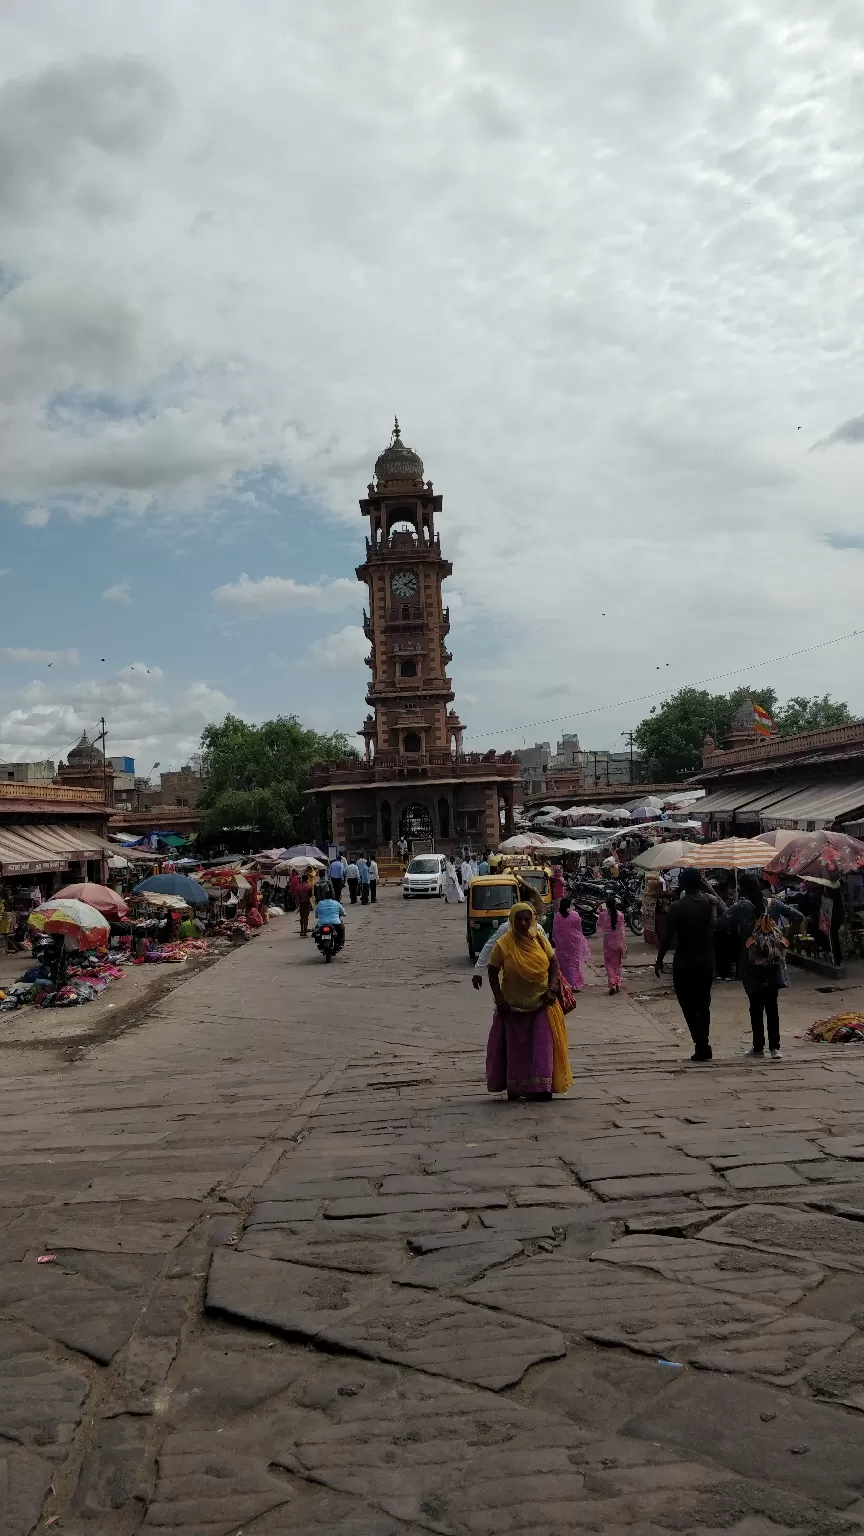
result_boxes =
[399,659,417,678]
[403,731,422,754]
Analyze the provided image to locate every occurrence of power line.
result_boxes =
[463,626,864,741]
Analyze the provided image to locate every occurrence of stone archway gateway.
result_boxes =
[399,803,433,844]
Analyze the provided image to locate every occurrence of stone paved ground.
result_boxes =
[4,894,864,1535]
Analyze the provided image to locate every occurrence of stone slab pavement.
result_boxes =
[3,893,864,1533]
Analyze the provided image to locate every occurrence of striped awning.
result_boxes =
[0,824,112,876]
[759,778,864,830]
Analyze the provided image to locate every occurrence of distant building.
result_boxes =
[108,756,137,809]
[581,749,642,788]
[517,743,552,797]
[158,766,203,808]
[553,734,581,772]
[56,733,115,808]
[0,760,55,783]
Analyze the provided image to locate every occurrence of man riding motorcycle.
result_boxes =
[313,895,346,952]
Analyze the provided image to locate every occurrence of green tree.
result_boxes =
[774,695,855,736]
[633,686,778,781]
[196,714,357,849]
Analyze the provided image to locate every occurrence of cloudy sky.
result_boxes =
[2,0,864,775]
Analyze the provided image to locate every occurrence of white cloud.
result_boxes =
[309,626,368,672]
[0,664,234,764]
[0,647,78,664]
[23,507,50,527]
[212,574,359,615]
[103,581,133,605]
[2,7,864,735]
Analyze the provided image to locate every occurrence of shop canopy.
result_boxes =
[760,778,864,829]
[696,776,864,829]
[0,824,114,876]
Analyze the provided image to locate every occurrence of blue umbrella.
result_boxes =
[133,873,211,907]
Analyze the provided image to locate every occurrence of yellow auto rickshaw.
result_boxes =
[466,868,554,959]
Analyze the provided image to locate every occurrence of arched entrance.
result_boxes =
[399,802,433,846]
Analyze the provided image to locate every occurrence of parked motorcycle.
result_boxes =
[314,924,344,962]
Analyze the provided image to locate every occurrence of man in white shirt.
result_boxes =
[471,920,507,989]
[369,858,379,903]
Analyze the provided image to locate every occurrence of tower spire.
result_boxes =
[392,415,401,442]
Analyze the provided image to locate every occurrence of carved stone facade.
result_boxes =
[309,422,519,854]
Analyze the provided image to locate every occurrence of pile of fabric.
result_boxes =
[807,1012,864,1043]
[133,938,210,964]
[0,979,54,1011]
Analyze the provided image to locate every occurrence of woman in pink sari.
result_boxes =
[597,893,627,994]
[552,896,592,992]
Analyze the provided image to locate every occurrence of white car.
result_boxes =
[402,854,447,898]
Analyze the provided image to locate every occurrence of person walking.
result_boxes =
[553,896,592,993]
[655,867,724,1062]
[726,875,802,1060]
[597,893,627,994]
[328,854,346,902]
[358,854,371,905]
[398,836,409,865]
[287,867,300,912]
[484,902,572,1100]
[345,859,359,904]
[369,856,379,904]
[296,875,313,938]
[443,859,464,903]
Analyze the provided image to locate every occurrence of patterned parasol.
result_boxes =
[678,838,778,869]
[28,898,110,948]
[764,830,864,881]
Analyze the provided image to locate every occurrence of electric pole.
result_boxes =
[97,716,108,805]
[622,730,636,784]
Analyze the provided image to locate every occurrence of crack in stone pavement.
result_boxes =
[3,901,864,1532]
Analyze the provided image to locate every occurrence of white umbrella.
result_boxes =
[632,840,693,871]
[498,834,554,851]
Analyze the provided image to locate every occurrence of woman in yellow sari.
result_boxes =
[485,902,573,1100]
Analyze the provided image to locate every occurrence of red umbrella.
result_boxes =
[53,882,129,919]
[764,831,864,882]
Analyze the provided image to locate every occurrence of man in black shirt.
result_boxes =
[655,867,726,1062]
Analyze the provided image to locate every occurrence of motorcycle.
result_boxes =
[314,923,344,962]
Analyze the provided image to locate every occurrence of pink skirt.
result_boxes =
[486,1007,554,1095]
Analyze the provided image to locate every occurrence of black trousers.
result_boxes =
[369,880,377,903]
[747,984,780,1052]
[672,962,713,1058]
[331,879,343,901]
[347,880,359,904]
[360,883,369,905]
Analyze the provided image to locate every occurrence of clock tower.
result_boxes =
[308,421,518,856]
[356,419,463,763]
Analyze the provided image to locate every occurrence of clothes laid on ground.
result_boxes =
[552,908,592,992]
[808,1011,864,1043]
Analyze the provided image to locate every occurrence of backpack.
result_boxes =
[746,912,788,967]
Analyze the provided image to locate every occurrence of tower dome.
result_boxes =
[68,731,103,763]
[374,417,424,486]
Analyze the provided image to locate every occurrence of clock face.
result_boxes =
[391,569,419,599]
